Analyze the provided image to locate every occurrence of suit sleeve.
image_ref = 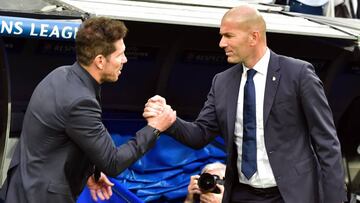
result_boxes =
[167,74,220,149]
[299,63,347,202]
[65,97,158,177]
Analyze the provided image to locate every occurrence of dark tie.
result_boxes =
[241,69,257,180]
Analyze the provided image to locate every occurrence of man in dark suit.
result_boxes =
[0,17,175,203]
[144,5,347,203]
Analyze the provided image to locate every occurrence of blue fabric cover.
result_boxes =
[77,177,143,203]
[77,132,226,203]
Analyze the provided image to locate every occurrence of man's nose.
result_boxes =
[122,55,128,64]
[219,37,226,48]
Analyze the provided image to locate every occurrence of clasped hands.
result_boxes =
[143,95,177,132]
[87,95,176,201]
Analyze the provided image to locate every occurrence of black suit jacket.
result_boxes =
[1,62,158,202]
[167,51,347,203]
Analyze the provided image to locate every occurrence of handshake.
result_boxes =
[143,95,177,133]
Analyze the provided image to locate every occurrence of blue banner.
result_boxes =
[0,15,81,41]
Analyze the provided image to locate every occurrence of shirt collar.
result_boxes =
[242,47,270,75]
[73,62,101,101]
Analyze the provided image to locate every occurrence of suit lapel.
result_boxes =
[264,51,281,126]
[226,64,243,147]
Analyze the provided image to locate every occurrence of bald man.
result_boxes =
[144,5,347,203]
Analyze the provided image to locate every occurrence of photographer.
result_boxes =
[184,162,226,203]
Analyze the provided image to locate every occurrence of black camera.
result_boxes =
[197,172,225,193]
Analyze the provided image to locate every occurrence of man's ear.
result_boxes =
[94,54,105,70]
[249,30,260,46]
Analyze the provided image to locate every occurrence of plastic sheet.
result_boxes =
[77,133,225,202]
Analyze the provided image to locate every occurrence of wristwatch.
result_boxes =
[152,127,161,137]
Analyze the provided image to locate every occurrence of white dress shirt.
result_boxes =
[234,48,277,188]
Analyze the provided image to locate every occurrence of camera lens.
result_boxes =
[198,173,217,192]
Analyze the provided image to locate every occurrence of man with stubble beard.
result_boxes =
[0,17,175,203]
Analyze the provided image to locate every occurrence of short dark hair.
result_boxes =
[75,17,128,66]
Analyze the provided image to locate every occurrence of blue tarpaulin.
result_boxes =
[77,132,226,203]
